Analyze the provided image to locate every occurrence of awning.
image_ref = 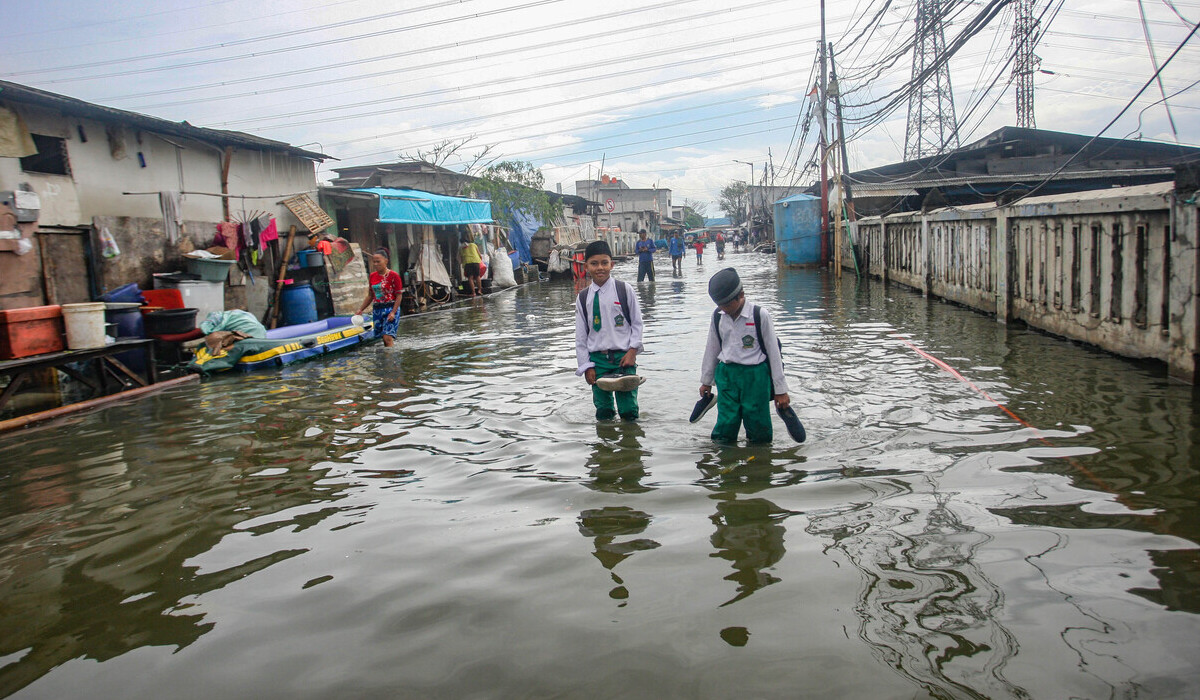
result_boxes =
[352,187,493,225]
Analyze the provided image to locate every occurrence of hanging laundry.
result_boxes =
[215,221,239,252]
[159,191,182,243]
[259,217,278,244]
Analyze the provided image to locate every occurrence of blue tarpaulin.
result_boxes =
[506,208,540,266]
[352,188,493,225]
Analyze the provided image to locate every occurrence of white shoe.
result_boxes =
[596,374,646,392]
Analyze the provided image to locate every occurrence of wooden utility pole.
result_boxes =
[819,0,830,265]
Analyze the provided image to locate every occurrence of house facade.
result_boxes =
[0,80,328,312]
[575,176,671,235]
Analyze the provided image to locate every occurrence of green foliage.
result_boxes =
[682,197,707,229]
[683,208,705,229]
[470,160,559,227]
[718,181,749,221]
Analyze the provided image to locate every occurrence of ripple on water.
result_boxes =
[2,258,1199,698]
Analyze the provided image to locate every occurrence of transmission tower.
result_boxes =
[904,0,960,160]
[1011,0,1039,128]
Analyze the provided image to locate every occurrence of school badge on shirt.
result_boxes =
[741,334,755,348]
[614,313,625,327]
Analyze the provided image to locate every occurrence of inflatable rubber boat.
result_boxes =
[188,316,376,374]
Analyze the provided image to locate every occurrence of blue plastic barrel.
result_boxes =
[280,283,318,326]
[98,282,144,304]
[105,305,146,373]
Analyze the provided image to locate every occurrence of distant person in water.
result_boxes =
[575,240,644,421]
[694,238,704,265]
[356,248,402,348]
[635,229,657,282]
[668,231,685,275]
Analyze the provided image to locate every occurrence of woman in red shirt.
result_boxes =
[356,249,403,347]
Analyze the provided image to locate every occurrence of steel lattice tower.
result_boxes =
[1011,0,1039,128]
[904,0,960,160]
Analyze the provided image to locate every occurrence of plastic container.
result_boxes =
[105,303,145,338]
[280,283,318,326]
[144,308,198,336]
[98,282,144,304]
[62,302,107,350]
[0,305,65,359]
[153,273,224,325]
[142,288,184,310]
[300,250,325,268]
[106,303,147,373]
[185,257,236,282]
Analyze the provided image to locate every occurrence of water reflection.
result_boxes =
[577,506,660,605]
[708,494,796,607]
[586,423,651,494]
[2,258,1199,698]
[806,482,1028,699]
[0,386,359,697]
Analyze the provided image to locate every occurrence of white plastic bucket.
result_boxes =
[62,302,107,349]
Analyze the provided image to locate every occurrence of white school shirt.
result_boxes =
[699,301,789,395]
[574,278,644,375]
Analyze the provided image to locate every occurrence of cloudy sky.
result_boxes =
[5,0,1198,216]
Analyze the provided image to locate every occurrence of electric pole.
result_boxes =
[1012,0,1038,128]
[905,0,959,159]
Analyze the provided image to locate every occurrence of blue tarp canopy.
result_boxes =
[506,208,539,266]
[352,187,493,225]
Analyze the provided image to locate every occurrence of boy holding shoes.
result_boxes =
[698,267,791,443]
[575,240,645,421]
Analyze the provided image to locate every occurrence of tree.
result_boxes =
[470,160,560,227]
[718,182,749,222]
[682,208,705,229]
[400,136,496,175]
[682,197,707,228]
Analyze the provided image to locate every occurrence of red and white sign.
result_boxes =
[605,198,615,213]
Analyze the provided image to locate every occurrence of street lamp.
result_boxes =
[733,159,754,231]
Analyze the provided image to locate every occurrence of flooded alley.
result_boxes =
[3,253,1199,699]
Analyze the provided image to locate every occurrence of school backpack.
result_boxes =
[578,281,632,334]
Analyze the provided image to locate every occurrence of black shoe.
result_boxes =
[777,405,806,443]
[689,392,716,423]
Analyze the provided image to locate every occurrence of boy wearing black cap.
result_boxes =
[698,267,790,443]
[575,240,645,421]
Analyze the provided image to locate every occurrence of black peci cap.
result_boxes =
[708,267,743,305]
[585,240,612,261]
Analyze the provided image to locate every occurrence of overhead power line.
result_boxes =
[11,0,568,84]
[3,0,476,74]
[108,0,794,104]
[230,50,812,132]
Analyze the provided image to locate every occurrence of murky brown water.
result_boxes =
[2,254,1198,699]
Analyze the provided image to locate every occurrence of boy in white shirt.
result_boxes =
[698,267,791,443]
[575,240,645,421]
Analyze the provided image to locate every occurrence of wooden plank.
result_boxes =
[281,194,335,235]
[0,372,29,411]
[102,355,148,387]
[0,374,199,434]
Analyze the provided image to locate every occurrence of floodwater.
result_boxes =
[2,253,1199,699]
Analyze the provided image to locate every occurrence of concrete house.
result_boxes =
[576,176,671,236]
[0,80,329,312]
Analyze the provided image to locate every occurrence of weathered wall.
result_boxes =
[91,215,216,294]
[852,182,1198,383]
[1,102,321,310]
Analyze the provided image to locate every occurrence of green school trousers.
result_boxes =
[713,361,772,443]
[590,351,638,420]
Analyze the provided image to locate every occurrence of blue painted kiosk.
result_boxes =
[773,194,823,266]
